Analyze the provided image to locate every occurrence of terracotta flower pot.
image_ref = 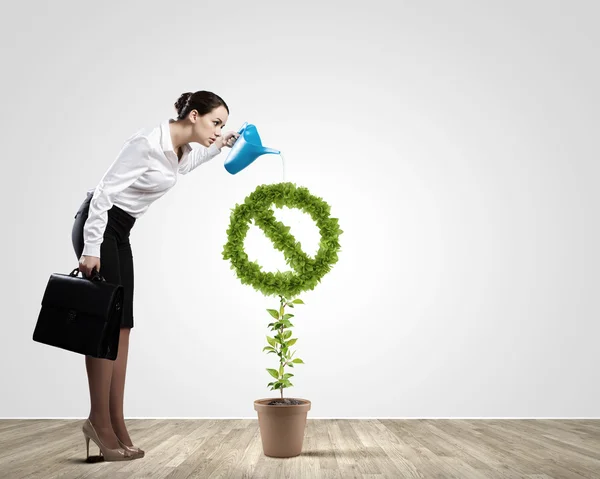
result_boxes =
[253,398,312,458]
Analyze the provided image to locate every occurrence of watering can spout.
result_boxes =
[224,122,280,175]
[261,146,280,155]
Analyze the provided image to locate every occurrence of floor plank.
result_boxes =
[0,419,598,478]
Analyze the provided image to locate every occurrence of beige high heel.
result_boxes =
[82,419,135,462]
[117,438,145,459]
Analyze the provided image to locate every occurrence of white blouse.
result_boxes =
[82,119,222,257]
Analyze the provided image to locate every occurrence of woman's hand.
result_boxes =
[215,131,240,150]
[79,255,101,278]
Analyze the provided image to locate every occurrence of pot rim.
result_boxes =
[254,397,311,407]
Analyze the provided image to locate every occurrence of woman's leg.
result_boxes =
[85,358,121,449]
[72,200,124,450]
[109,327,132,445]
[110,239,136,445]
[86,234,124,449]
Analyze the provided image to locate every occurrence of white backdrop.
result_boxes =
[1,0,598,419]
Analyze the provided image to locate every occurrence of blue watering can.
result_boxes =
[224,122,280,175]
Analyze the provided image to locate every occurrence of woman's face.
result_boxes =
[190,105,229,147]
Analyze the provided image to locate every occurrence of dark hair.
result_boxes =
[174,90,229,120]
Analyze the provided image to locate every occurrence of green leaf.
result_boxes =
[292,358,304,364]
[284,330,292,340]
[266,368,279,379]
[283,373,294,379]
[222,183,342,299]
[267,309,279,319]
[262,346,276,352]
[266,336,276,348]
[286,338,297,347]
[283,314,295,320]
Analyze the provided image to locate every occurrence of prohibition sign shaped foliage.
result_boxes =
[222,182,343,298]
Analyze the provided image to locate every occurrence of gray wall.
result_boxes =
[1,0,598,418]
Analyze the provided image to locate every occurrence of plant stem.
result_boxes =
[280,296,285,399]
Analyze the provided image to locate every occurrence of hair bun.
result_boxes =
[172,90,229,120]
[174,92,193,115]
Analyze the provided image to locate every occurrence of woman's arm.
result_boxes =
[178,131,239,175]
[178,143,222,175]
[82,136,151,257]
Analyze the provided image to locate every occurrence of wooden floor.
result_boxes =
[0,419,599,478]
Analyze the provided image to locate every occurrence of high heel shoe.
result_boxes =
[82,419,135,462]
[117,438,145,459]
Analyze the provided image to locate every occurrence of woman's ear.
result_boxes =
[189,110,198,123]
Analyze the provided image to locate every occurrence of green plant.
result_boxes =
[263,295,305,398]
[222,182,343,298]
[223,182,342,398]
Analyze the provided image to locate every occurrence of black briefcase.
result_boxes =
[33,268,124,360]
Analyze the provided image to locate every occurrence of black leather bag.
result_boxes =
[33,268,124,360]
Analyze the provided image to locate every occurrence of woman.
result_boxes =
[72,90,239,461]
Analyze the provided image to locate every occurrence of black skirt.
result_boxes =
[71,192,136,329]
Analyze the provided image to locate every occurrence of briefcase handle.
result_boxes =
[69,267,106,282]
